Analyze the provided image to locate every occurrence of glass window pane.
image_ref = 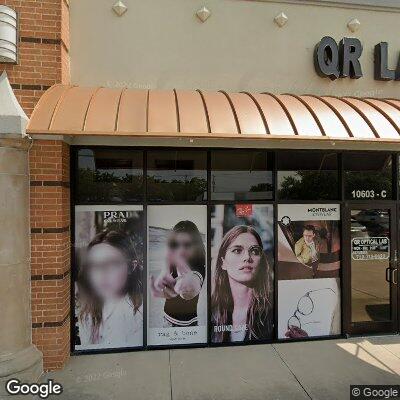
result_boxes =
[76,148,144,203]
[147,151,207,202]
[277,151,338,200]
[211,150,273,201]
[350,209,391,323]
[344,153,392,200]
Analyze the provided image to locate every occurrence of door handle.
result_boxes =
[386,267,392,283]
[392,268,398,285]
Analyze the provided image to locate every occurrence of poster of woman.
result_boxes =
[210,204,274,344]
[74,205,144,351]
[147,205,207,346]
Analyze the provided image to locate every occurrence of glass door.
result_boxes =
[344,204,398,335]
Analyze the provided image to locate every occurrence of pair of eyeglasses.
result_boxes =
[168,240,193,250]
[287,287,336,330]
[229,245,263,257]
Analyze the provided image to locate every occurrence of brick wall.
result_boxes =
[0,0,71,371]
[29,139,71,371]
[1,0,70,115]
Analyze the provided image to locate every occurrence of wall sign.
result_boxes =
[314,36,363,80]
[351,237,390,260]
[314,36,400,81]
[374,42,400,81]
[351,189,387,200]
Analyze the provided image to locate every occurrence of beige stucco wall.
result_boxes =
[70,0,400,98]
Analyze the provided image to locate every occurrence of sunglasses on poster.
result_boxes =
[287,287,336,331]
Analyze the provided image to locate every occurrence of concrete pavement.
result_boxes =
[41,336,400,400]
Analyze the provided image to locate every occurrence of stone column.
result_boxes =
[0,72,43,396]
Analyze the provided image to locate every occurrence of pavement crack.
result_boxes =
[271,344,313,400]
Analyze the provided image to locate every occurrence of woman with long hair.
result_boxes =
[150,220,206,327]
[77,230,143,347]
[212,225,273,343]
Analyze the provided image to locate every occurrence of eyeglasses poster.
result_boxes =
[277,204,341,339]
[147,205,207,346]
[74,205,144,351]
[211,204,274,344]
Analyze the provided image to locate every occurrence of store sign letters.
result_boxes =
[314,36,400,81]
[351,237,390,261]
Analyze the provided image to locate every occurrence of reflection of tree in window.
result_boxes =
[211,150,273,200]
[344,153,392,200]
[278,152,338,200]
[147,151,207,202]
[77,149,143,203]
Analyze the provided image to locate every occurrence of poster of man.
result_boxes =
[278,204,341,280]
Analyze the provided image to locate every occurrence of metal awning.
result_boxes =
[27,84,400,142]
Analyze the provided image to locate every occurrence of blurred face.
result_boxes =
[221,232,262,285]
[168,232,196,263]
[303,229,315,245]
[86,243,129,301]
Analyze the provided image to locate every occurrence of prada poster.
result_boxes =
[74,205,144,351]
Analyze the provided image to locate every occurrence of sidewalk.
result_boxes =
[43,336,400,400]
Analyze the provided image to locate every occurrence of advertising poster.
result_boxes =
[74,205,144,351]
[278,204,341,280]
[210,204,274,344]
[278,278,341,339]
[147,205,207,346]
[277,204,341,339]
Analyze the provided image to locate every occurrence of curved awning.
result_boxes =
[27,84,400,142]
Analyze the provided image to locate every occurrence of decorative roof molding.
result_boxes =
[0,71,28,137]
[239,0,400,13]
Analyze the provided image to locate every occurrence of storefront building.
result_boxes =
[1,0,400,390]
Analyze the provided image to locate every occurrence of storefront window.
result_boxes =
[211,150,273,201]
[277,151,338,200]
[344,152,393,200]
[76,148,144,203]
[147,150,207,202]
